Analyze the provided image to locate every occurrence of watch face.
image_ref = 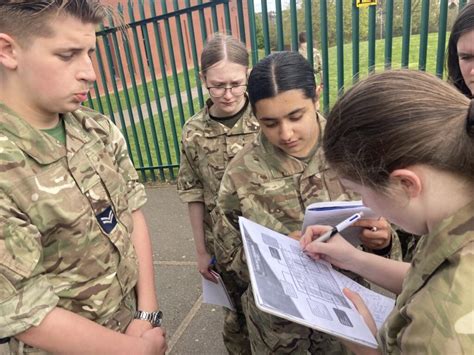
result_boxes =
[151,311,163,327]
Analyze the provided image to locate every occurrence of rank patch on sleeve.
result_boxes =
[96,206,117,234]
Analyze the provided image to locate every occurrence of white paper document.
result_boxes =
[202,270,235,311]
[239,217,394,349]
[302,200,380,246]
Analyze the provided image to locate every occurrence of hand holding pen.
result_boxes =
[299,212,364,270]
[312,212,364,243]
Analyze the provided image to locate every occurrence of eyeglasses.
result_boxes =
[206,84,247,98]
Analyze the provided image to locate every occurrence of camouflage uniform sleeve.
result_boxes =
[213,173,249,285]
[386,227,402,260]
[0,190,59,337]
[176,136,204,203]
[108,121,147,211]
[399,242,474,353]
[361,227,403,261]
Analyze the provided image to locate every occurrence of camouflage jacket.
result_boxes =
[0,104,146,338]
[213,117,353,284]
[378,200,474,354]
[177,99,259,249]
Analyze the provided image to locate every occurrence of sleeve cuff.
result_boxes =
[127,181,147,212]
[0,275,59,337]
[177,189,204,204]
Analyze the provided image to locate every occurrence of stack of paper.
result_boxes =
[302,200,379,246]
[202,270,235,311]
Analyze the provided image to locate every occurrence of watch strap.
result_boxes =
[134,310,163,327]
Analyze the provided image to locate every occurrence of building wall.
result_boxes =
[92,0,251,96]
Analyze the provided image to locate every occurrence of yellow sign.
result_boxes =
[356,0,377,8]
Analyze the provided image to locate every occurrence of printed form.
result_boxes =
[239,217,394,349]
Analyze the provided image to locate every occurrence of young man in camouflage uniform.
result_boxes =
[0,1,166,353]
[213,52,401,354]
[177,34,259,354]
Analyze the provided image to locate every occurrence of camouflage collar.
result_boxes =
[0,102,66,164]
[399,199,474,303]
[0,104,92,164]
[202,97,259,137]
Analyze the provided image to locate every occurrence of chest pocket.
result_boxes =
[12,160,88,236]
[227,134,255,160]
[84,146,132,235]
[249,176,303,231]
[198,136,226,182]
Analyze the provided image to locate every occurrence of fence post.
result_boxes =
[172,0,195,117]
[261,0,271,55]
[247,0,259,65]
[351,2,360,84]
[290,0,298,51]
[237,1,246,43]
[368,4,376,72]
[149,0,180,174]
[275,0,284,50]
[318,0,329,112]
[160,0,185,127]
[384,0,394,69]
[418,0,430,71]
[127,0,160,181]
[185,0,205,108]
[401,0,412,68]
[436,0,449,78]
[336,0,344,94]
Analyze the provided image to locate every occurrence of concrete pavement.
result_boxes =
[142,185,227,355]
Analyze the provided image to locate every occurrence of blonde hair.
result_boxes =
[200,33,248,74]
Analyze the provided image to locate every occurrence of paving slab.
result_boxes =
[143,185,227,354]
[169,303,227,355]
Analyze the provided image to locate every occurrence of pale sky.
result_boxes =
[253,0,292,13]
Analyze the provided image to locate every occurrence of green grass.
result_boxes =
[93,32,447,182]
[124,97,203,182]
[323,32,445,112]
[89,69,200,116]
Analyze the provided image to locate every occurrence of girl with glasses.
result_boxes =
[177,33,259,354]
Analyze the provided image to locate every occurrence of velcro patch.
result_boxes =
[96,205,117,234]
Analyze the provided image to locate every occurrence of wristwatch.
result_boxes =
[134,310,163,327]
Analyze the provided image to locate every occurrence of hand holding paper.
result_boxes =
[301,201,380,246]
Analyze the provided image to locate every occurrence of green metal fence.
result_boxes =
[84,0,467,182]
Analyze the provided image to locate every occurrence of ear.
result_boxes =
[314,99,320,112]
[316,84,323,99]
[247,67,252,78]
[199,72,206,84]
[389,169,422,198]
[0,33,19,70]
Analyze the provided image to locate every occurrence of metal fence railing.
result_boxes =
[84,0,467,182]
